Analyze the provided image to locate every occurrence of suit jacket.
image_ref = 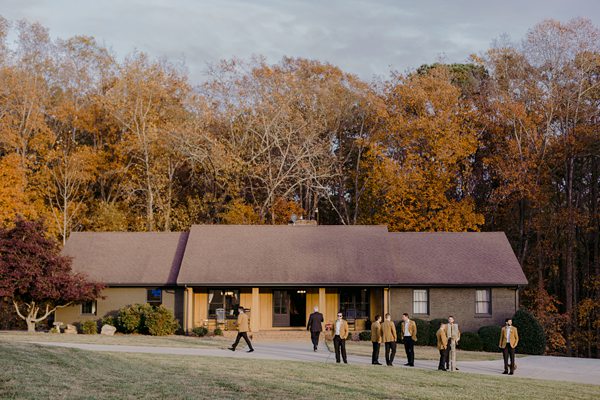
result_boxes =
[445,323,461,342]
[236,313,250,333]
[436,327,448,350]
[371,321,383,343]
[329,319,349,339]
[499,326,519,348]
[307,312,324,332]
[381,320,397,343]
[400,320,417,341]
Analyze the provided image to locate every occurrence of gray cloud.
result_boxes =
[2,0,599,82]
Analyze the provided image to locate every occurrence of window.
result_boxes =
[339,288,370,319]
[475,289,492,314]
[147,288,162,305]
[81,301,97,315]
[412,289,429,315]
[208,289,240,319]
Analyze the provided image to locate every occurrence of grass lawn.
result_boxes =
[0,331,227,348]
[1,340,599,400]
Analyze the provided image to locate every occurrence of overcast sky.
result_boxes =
[2,0,599,82]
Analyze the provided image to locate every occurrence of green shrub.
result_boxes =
[117,304,153,334]
[512,309,546,355]
[100,315,116,327]
[213,328,223,336]
[192,326,208,337]
[145,305,179,336]
[427,318,448,346]
[80,320,98,335]
[478,325,502,352]
[358,331,371,341]
[458,332,483,351]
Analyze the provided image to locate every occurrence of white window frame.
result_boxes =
[412,289,429,315]
[475,288,492,315]
[81,300,97,316]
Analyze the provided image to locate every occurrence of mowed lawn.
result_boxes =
[1,340,599,400]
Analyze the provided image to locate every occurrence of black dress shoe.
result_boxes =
[247,349,254,353]
[439,368,447,371]
[228,347,235,351]
[374,362,383,365]
[509,371,514,375]
[455,367,459,370]
[502,370,508,374]
[343,361,348,364]
[404,363,411,366]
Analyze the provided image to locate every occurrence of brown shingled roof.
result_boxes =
[387,232,528,286]
[61,226,527,287]
[62,231,188,285]
[177,225,399,286]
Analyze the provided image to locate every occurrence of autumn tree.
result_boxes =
[0,218,103,332]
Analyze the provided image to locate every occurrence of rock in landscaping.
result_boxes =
[101,324,116,336]
[64,324,78,334]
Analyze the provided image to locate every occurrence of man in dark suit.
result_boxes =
[307,306,324,351]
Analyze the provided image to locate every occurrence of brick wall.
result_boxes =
[389,287,518,332]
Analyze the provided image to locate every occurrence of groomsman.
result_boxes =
[400,313,417,366]
[307,306,324,351]
[381,313,397,366]
[330,312,349,364]
[436,322,448,371]
[228,306,254,352]
[370,315,383,365]
[445,316,460,371]
[499,318,519,375]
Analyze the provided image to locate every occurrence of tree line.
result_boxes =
[0,16,598,357]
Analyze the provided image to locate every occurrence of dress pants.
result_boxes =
[403,336,415,365]
[384,341,397,365]
[503,344,516,372]
[371,342,381,364]
[444,339,453,369]
[333,335,347,363]
[438,349,447,370]
[232,332,253,350]
[310,331,320,349]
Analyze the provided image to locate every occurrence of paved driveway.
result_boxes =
[31,340,600,385]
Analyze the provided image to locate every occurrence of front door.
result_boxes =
[273,290,290,327]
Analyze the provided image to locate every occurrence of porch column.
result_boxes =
[251,287,260,332]
[383,287,389,316]
[318,288,326,322]
[184,287,194,334]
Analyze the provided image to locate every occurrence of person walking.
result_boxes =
[400,313,417,367]
[381,313,397,366]
[436,322,448,371]
[371,315,383,365]
[330,312,349,364]
[307,306,324,351]
[228,306,254,353]
[499,318,519,375]
[445,316,460,371]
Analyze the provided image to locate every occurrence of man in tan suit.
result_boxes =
[371,315,383,365]
[436,323,448,371]
[329,312,349,364]
[400,313,417,366]
[228,306,254,352]
[445,315,460,370]
[381,313,397,366]
[499,318,519,375]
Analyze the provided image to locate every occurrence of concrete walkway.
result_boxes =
[30,340,600,385]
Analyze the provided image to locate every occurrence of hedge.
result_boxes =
[117,303,153,334]
[359,331,371,341]
[478,325,502,352]
[80,320,98,334]
[192,326,208,337]
[459,332,483,351]
[512,309,546,355]
[145,305,179,336]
